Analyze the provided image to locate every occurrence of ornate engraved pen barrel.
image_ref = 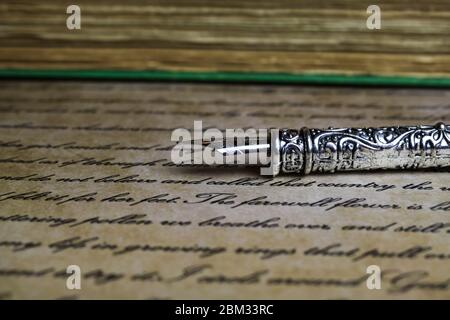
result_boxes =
[279,123,450,175]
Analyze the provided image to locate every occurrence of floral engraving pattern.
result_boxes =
[280,129,305,173]
[280,123,450,174]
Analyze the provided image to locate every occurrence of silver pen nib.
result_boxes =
[207,138,269,156]
[194,136,271,166]
[172,128,274,169]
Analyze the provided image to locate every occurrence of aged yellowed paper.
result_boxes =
[0,81,449,299]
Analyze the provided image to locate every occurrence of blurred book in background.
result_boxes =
[0,0,449,85]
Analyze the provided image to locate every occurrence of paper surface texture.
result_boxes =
[0,81,449,299]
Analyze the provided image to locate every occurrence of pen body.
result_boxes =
[279,123,450,175]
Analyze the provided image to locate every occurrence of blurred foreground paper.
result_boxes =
[0,81,449,299]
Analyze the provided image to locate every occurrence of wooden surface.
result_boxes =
[0,1,450,77]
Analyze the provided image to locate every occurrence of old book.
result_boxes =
[0,0,449,83]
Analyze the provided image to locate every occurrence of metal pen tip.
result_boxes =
[175,136,272,166]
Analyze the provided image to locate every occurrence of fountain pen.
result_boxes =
[175,122,450,176]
